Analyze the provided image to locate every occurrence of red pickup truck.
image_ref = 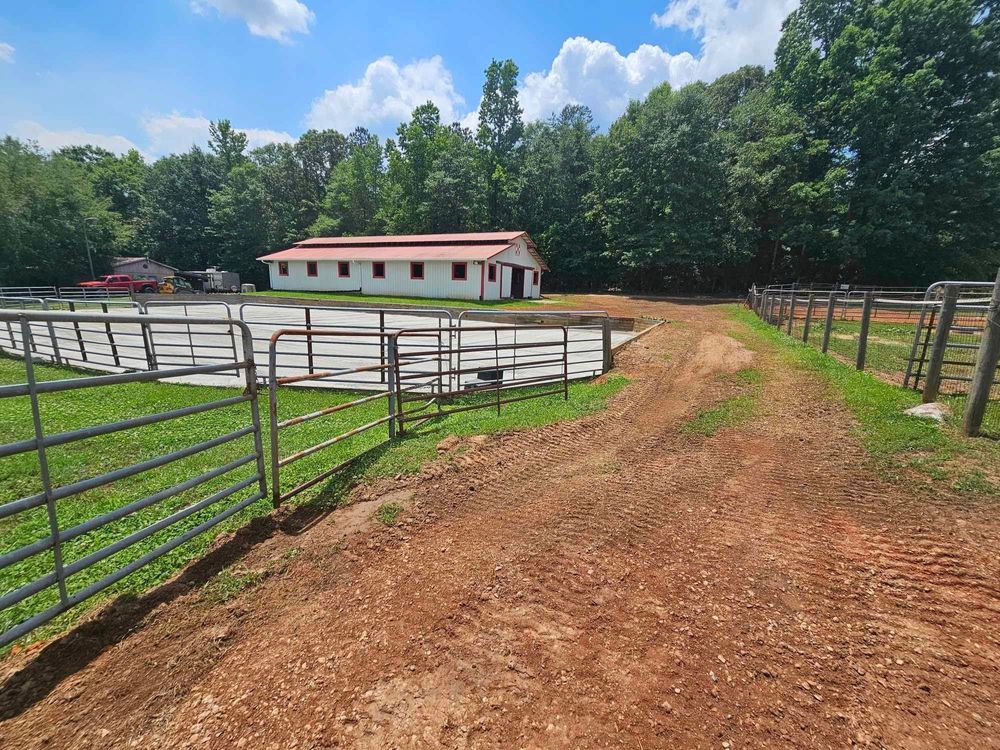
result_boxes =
[78,275,159,294]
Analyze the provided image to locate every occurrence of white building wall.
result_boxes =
[266,259,484,299]
[489,241,542,299]
[266,260,360,292]
[265,242,543,301]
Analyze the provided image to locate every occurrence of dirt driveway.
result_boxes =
[1,300,998,749]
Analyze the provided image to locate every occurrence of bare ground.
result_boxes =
[1,300,999,749]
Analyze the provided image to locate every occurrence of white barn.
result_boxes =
[258,231,547,301]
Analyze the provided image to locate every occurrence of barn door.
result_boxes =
[510,267,525,299]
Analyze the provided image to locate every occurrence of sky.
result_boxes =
[0,0,799,159]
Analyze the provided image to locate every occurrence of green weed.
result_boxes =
[374,502,403,525]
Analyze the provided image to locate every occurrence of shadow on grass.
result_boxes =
[0,497,335,721]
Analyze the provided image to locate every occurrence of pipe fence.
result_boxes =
[0,309,267,649]
[0,302,606,648]
[747,281,1000,436]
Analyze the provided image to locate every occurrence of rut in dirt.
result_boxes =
[1,301,999,750]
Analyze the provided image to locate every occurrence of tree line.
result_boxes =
[2,0,998,292]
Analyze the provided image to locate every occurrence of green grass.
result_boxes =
[251,289,568,310]
[817,319,919,379]
[730,306,1000,493]
[682,367,763,436]
[0,354,626,649]
[200,567,268,605]
[374,502,403,525]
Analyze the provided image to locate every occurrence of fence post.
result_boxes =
[267,337,282,507]
[68,301,88,363]
[101,302,121,368]
[379,310,386,384]
[856,292,874,370]
[41,300,63,366]
[387,336,398,438]
[802,293,816,343]
[821,293,836,353]
[786,288,797,335]
[305,307,315,375]
[601,317,613,372]
[776,294,786,328]
[962,268,1000,435]
[922,285,960,402]
[20,317,70,607]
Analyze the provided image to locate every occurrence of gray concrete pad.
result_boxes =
[3,301,635,391]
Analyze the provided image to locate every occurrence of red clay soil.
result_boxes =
[2,300,999,749]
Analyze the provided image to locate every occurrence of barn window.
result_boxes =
[307,261,318,277]
[452,262,467,281]
[487,263,497,282]
[410,262,424,280]
[337,261,350,278]
[372,261,385,279]
[532,270,540,285]
[278,261,289,276]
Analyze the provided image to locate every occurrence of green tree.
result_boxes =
[518,105,606,290]
[423,124,486,232]
[208,119,249,174]
[138,146,221,270]
[772,0,1000,283]
[478,59,524,229]
[309,128,383,236]
[0,137,119,285]
[589,83,741,290]
[209,161,270,282]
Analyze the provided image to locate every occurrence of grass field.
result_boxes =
[0,354,626,648]
[250,289,570,309]
[732,306,1000,493]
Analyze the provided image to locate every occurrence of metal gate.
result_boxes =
[0,309,267,649]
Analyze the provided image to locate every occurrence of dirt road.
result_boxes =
[2,300,999,749]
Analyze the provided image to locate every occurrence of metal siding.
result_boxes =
[269,259,482,299]
[267,260,360,292]
[112,258,175,281]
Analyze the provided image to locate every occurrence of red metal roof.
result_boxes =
[293,231,526,247]
[258,231,549,270]
[258,244,516,263]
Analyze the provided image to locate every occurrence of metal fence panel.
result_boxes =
[0,309,266,649]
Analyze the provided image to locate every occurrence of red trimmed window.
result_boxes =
[278,261,289,276]
[372,261,385,279]
[337,261,350,278]
[487,263,497,282]
[306,261,318,277]
[532,270,540,285]
[410,261,424,280]
[451,262,468,281]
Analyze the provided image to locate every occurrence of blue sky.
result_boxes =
[0,0,798,158]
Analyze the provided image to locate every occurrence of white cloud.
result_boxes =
[652,0,799,80]
[190,0,314,43]
[10,120,143,155]
[0,42,14,64]
[141,111,294,155]
[305,55,466,134]
[518,37,699,126]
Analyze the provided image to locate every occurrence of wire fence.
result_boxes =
[748,280,1000,436]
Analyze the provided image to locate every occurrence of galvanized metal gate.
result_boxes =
[0,310,267,649]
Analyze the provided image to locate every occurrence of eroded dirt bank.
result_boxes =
[1,300,998,749]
